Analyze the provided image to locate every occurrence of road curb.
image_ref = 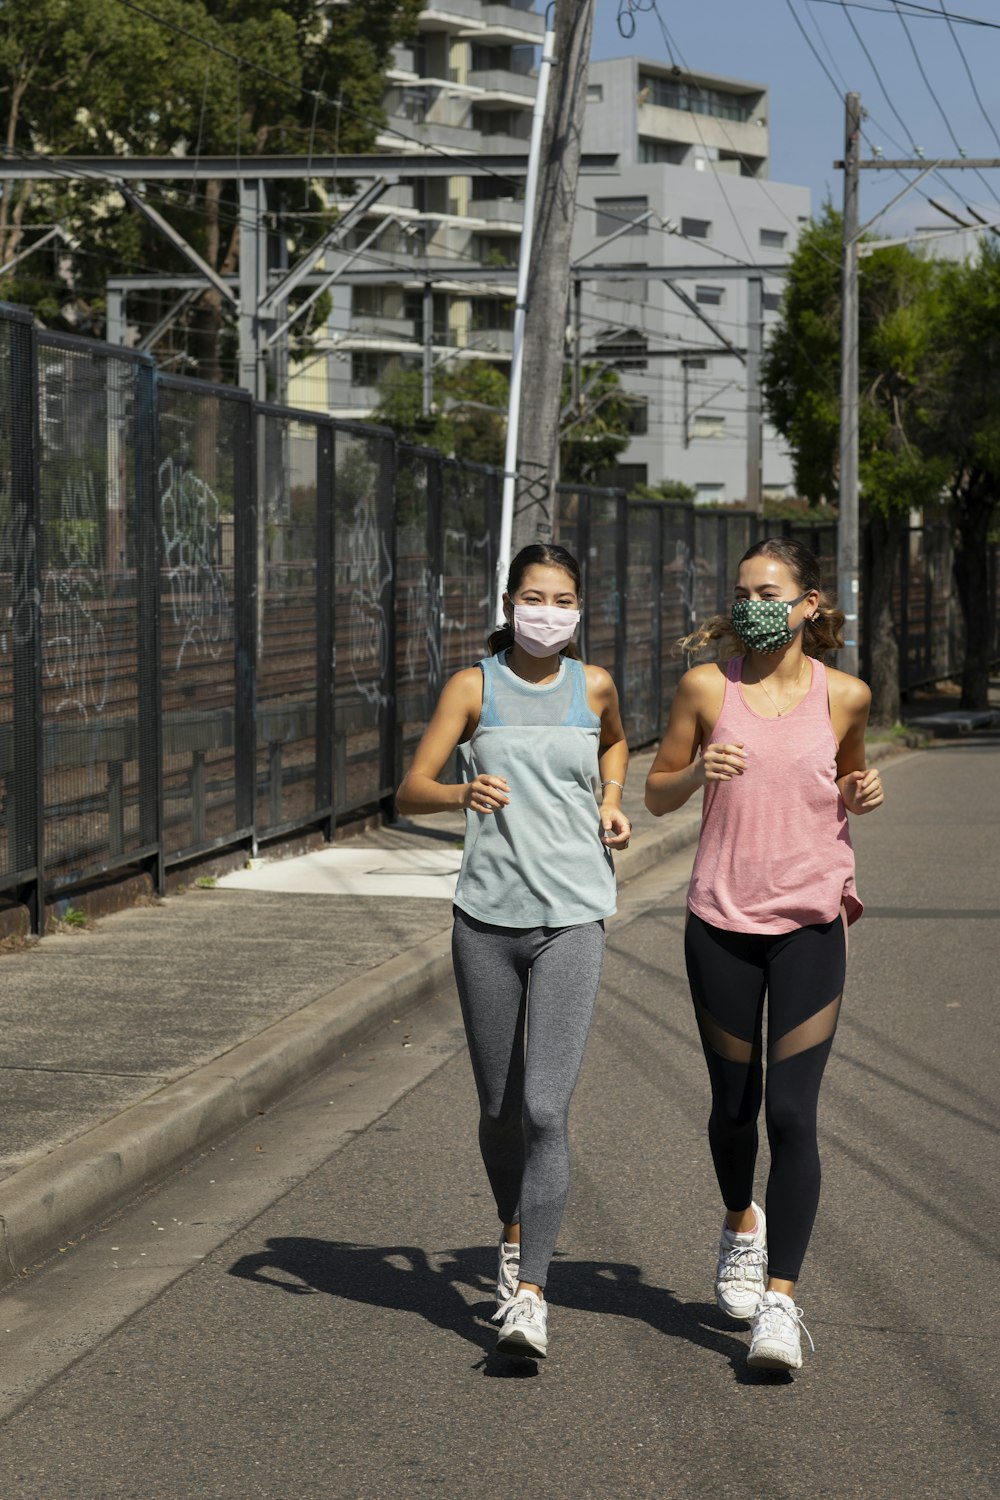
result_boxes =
[0,743,897,1290]
[0,930,453,1288]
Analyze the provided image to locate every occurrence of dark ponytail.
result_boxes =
[487,542,584,659]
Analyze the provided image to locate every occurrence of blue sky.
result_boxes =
[590,0,1000,238]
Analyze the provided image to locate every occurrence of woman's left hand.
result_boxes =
[840,767,884,814]
[600,804,632,849]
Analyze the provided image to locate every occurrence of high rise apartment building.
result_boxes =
[291,4,811,503]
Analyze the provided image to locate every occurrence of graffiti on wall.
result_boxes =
[160,456,232,672]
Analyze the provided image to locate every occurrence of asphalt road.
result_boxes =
[0,744,996,1500]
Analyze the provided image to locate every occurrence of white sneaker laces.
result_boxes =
[755,1297,816,1353]
[718,1243,765,1280]
[492,1291,537,1326]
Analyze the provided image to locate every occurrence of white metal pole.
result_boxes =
[494,16,556,626]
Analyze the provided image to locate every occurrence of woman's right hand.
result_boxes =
[700,742,746,782]
[462,774,510,814]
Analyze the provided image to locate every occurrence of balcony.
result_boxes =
[383,112,484,154]
[418,0,482,31]
[351,315,418,341]
[637,100,768,165]
[462,4,545,43]
[467,67,537,105]
[466,326,514,355]
[470,197,523,229]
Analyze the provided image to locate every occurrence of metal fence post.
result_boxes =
[7,315,45,930]
[615,492,628,717]
[316,421,335,839]
[899,524,911,692]
[137,361,164,892]
[234,397,258,849]
[426,452,444,710]
[380,435,399,818]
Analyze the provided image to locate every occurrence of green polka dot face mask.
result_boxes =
[730,592,809,655]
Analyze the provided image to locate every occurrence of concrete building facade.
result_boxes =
[290,4,812,504]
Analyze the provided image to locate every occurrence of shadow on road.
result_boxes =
[228,1239,779,1384]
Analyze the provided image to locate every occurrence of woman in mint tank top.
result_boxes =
[396,543,630,1361]
[645,538,884,1376]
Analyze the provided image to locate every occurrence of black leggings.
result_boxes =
[684,911,846,1283]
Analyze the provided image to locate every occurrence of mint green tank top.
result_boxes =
[453,653,617,928]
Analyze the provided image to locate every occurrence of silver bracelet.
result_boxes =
[600,779,626,793]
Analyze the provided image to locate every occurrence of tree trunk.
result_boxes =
[952,496,996,711]
[513,0,595,551]
[865,509,902,726]
[190,181,226,387]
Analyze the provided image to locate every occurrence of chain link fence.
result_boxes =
[0,301,995,928]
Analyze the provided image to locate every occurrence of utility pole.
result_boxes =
[745,275,764,521]
[512,0,597,552]
[838,91,862,676]
[422,282,434,419]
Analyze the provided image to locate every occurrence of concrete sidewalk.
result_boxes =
[0,742,898,1291]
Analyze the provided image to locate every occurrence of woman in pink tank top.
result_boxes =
[645,538,884,1374]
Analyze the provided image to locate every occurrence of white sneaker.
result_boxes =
[492,1289,548,1358]
[715,1202,767,1320]
[496,1233,520,1306]
[747,1290,815,1372]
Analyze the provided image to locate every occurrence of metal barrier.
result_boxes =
[0,299,995,928]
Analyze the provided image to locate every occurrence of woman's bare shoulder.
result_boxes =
[824,664,871,712]
[679,660,730,701]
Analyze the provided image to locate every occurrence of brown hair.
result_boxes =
[487,542,584,659]
[679,537,845,660]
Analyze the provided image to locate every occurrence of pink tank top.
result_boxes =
[687,655,862,935]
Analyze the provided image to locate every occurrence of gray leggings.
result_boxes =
[451,908,606,1290]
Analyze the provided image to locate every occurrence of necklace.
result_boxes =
[753,655,806,717]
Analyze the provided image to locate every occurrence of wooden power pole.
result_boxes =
[512,0,596,551]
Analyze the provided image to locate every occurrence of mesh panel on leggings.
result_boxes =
[768,994,842,1064]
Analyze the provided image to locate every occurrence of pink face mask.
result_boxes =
[511,603,581,658]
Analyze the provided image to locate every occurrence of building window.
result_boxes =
[681,217,711,240]
[595,197,649,237]
[691,414,726,440]
[637,138,687,165]
[587,83,603,102]
[626,399,648,435]
[603,462,648,491]
[639,74,752,123]
[695,285,725,306]
[760,228,787,249]
[763,292,783,312]
[352,286,384,317]
[683,356,708,371]
[695,482,726,506]
[595,329,648,370]
[351,352,387,388]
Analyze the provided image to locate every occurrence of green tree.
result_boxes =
[373,360,509,466]
[559,364,633,485]
[919,242,1000,711]
[763,205,947,723]
[374,358,634,480]
[630,479,697,504]
[0,0,421,362]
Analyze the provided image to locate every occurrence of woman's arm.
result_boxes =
[396,669,509,817]
[644,664,740,817]
[830,671,884,815]
[586,665,631,849]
